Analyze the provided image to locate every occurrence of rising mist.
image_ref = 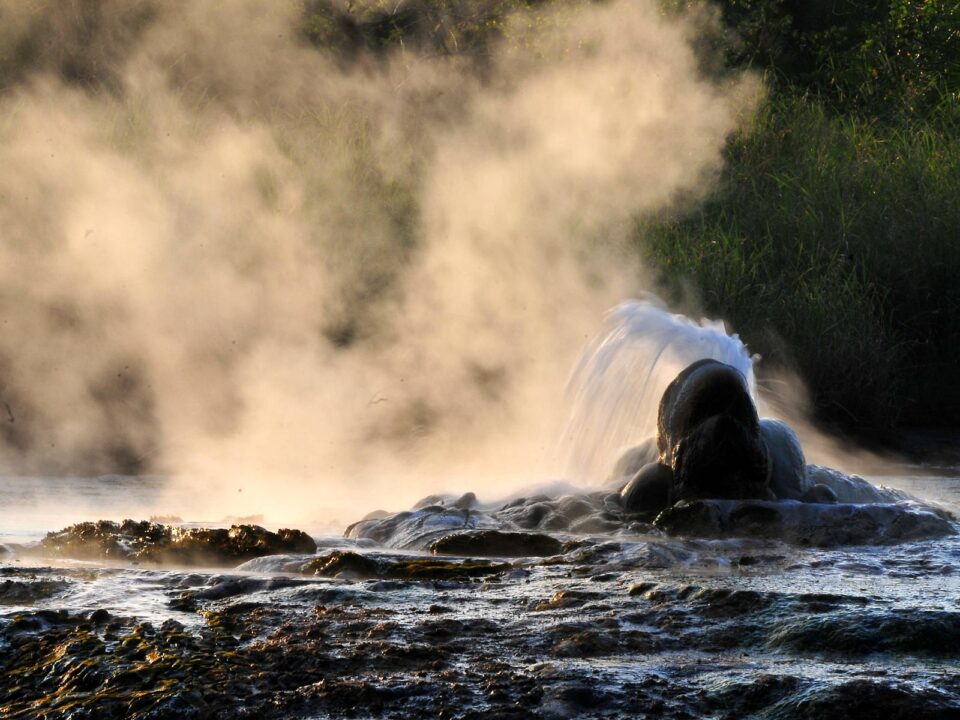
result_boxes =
[0,0,758,522]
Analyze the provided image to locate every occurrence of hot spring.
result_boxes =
[2,299,958,719]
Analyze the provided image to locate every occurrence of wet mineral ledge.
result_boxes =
[2,506,959,719]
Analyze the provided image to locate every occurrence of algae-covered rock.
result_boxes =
[157,525,316,564]
[302,550,381,579]
[429,530,562,557]
[40,521,317,566]
[39,520,140,560]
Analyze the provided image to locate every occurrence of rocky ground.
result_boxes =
[1,490,959,719]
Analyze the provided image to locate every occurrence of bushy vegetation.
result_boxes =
[640,100,960,426]
[640,0,960,431]
[716,0,959,121]
[301,0,539,64]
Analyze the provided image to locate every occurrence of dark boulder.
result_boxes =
[670,412,771,501]
[620,462,672,517]
[760,418,808,499]
[657,359,770,501]
[0,579,70,604]
[657,359,759,457]
[150,525,316,564]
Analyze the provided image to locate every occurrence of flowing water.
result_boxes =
[1,302,958,719]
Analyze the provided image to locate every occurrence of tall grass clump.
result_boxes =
[638,94,960,429]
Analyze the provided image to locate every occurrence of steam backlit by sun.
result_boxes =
[0,0,759,522]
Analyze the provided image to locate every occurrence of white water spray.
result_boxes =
[559,297,756,484]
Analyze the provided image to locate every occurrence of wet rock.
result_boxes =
[687,587,774,617]
[0,578,70,604]
[807,464,910,503]
[602,491,624,512]
[761,418,808,499]
[627,581,658,596]
[655,499,956,545]
[154,525,316,565]
[39,520,133,560]
[429,530,562,558]
[348,492,628,547]
[657,359,770,501]
[413,494,452,509]
[346,506,502,549]
[700,673,802,718]
[235,554,322,574]
[670,413,771,501]
[539,512,573,532]
[802,483,839,504]
[181,576,309,602]
[505,501,553,530]
[792,592,869,613]
[3,535,960,720]
[550,628,618,657]
[452,492,478,509]
[781,679,960,720]
[88,608,111,624]
[40,521,317,566]
[557,496,596,521]
[768,609,960,656]
[653,500,724,538]
[303,550,510,581]
[588,571,619,582]
[620,462,671,516]
[532,590,603,611]
[303,550,380,579]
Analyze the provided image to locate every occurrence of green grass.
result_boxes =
[637,94,960,429]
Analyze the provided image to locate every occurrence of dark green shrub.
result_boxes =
[639,95,960,428]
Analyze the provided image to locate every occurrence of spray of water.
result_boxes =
[559,296,756,483]
[557,295,913,490]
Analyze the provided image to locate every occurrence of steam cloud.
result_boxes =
[0,0,758,522]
